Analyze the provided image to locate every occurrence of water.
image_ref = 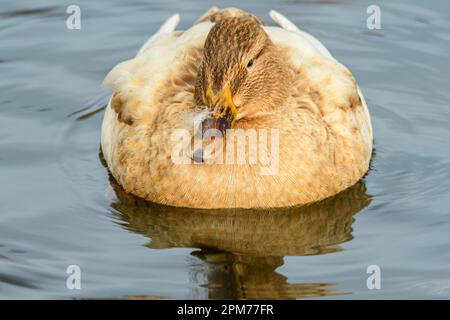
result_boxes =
[0,0,449,299]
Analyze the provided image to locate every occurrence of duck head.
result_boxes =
[194,16,291,133]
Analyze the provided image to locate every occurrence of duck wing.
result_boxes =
[266,10,373,149]
[137,14,180,56]
[101,15,213,169]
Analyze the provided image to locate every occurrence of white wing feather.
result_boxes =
[269,10,335,61]
[102,14,181,90]
[137,13,180,56]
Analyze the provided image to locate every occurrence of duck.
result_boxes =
[101,7,373,209]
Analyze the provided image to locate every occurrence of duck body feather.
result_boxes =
[101,8,373,209]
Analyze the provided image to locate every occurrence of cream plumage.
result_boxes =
[101,7,373,209]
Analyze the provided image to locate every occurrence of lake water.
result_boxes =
[1,0,449,299]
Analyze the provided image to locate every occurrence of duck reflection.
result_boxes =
[107,174,370,299]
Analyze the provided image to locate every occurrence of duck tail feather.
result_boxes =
[137,13,180,56]
[269,10,301,33]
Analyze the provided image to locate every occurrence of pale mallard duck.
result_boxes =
[101,7,373,209]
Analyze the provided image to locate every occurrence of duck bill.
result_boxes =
[203,84,237,134]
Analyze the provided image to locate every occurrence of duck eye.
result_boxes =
[246,59,254,68]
